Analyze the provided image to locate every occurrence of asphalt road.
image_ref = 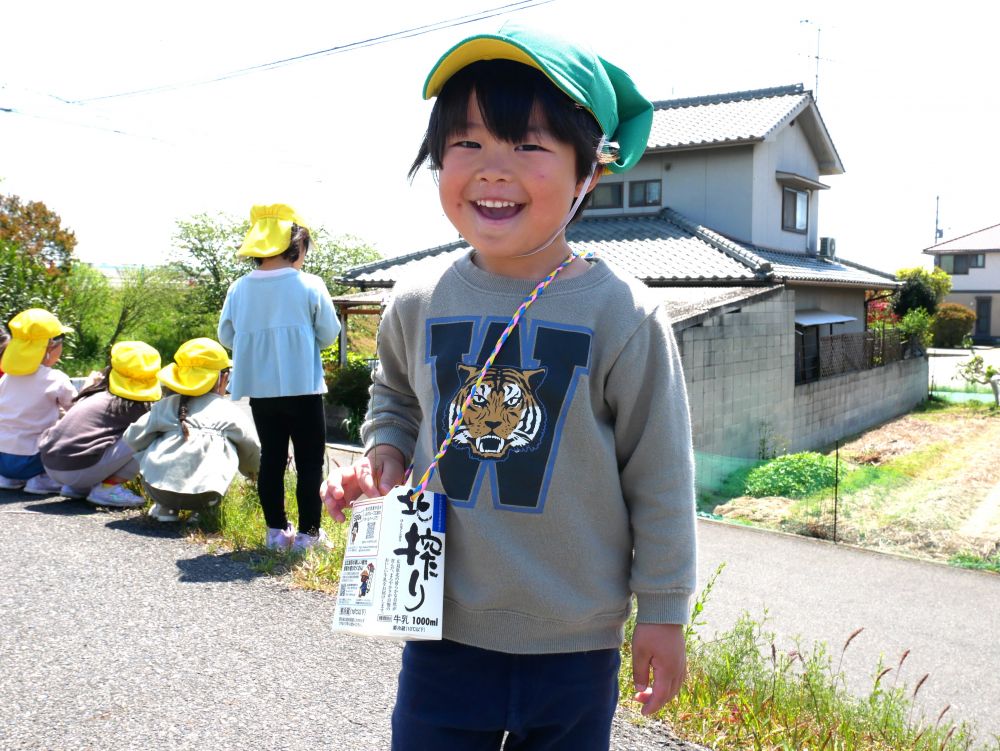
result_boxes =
[1,491,997,749]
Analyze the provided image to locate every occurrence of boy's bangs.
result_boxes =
[423,60,601,180]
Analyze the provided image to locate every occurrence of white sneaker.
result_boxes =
[24,473,62,495]
[148,503,180,522]
[265,523,296,551]
[86,483,145,508]
[60,485,88,499]
[0,474,26,490]
[292,528,334,553]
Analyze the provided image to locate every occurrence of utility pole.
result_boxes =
[934,196,944,244]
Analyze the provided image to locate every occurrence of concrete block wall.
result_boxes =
[677,290,796,491]
[791,356,929,451]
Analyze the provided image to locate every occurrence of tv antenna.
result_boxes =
[799,20,826,102]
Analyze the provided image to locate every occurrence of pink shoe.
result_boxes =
[265,523,296,551]
[292,528,334,553]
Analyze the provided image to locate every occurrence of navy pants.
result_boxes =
[392,639,620,751]
[249,394,326,536]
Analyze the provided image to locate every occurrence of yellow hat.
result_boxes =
[237,203,311,258]
[1,308,72,376]
[157,338,232,397]
[108,341,162,402]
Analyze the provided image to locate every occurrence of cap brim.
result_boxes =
[424,36,548,100]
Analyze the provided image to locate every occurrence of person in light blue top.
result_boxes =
[218,203,340,552]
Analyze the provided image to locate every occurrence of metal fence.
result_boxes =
[800,329,908,383]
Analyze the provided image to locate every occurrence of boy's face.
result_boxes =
[438,93,599,279]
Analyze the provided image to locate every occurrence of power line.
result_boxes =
[70,0,553,104]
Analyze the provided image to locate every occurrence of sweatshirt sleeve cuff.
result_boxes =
[363,424,416,464]
[635,591,693,625]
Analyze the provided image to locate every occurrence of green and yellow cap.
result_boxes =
[422,23,652,173]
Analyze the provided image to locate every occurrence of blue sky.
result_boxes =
[2,0,998,273]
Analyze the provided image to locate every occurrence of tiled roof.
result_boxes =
[649,286,783,326]
[922,223,1000,253]
[751,247,898,287]
[340,209,897,290]
[648,85,811,151]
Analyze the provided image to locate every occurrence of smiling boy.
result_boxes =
[324,24,697,750]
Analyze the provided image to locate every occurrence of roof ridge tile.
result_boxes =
[652,84,805,110]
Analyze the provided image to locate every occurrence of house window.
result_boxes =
[628,179,661,207]
[590,182,623,209]
[782,188,808,233]
[938,254,985,275]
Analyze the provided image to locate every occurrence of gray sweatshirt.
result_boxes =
[364,251,697,654]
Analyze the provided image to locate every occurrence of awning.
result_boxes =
[794,309,857,326]
[776,171,830,191]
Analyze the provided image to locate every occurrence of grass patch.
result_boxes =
[914,398,999,417]
[949,552,1000,574]
[187,473,348,593]
[934,383,993,394]
[619,566,999,750]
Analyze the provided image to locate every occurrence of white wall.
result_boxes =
[751,123,823,253]
[792,286,868,335]
[947,252,1000,291]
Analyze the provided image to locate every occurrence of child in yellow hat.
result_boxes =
[38,341,161,506]
[0,309,77,493]
[123,338,260,522]
[218,204,340,551]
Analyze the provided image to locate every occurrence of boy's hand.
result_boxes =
[322,445,405,522]
[631,623,687,716]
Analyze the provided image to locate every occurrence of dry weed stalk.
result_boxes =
[874,667,892,687]
[935,704,951,729]
[913,673,930,699]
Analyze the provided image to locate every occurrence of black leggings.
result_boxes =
[249,394,326,536]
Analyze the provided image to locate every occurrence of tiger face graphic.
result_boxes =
[449,364,546,460]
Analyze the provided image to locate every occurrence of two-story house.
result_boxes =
[923,223,1000,344]
[336,84,925,490]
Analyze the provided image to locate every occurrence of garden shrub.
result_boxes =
[892,276,937,317]
[324,356,374,442]
[743,452,837,498]
[932,302,976,347]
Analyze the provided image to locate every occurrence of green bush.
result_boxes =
[932,302,976,347]
[899,307,934,353]
[325,356,374,442]
[744,452,837,498]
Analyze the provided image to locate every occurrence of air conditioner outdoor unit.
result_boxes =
[819,236,836,258]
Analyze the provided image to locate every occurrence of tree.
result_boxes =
[958,352,999,407]
[303,230,381,295]
[60,263,116,372]
[168,212,251,316]
[892,275,938,318]
[168,212,383,320]
[896,266,952,304]
[0,193,77,270]
[0,239,63,327]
